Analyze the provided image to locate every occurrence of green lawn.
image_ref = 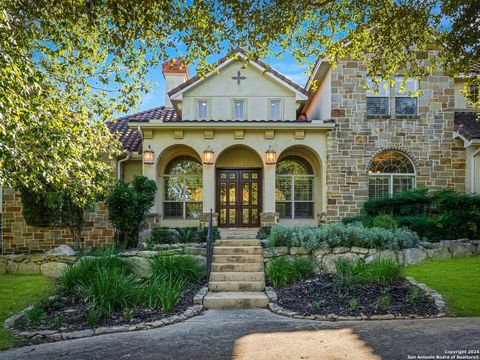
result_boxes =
[0,274,54,350]
[405,256,480,317]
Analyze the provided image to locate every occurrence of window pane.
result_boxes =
[366,78,389,97]
[185,176,203,201]
[294,177,313,201]
[276,202,292,218]
[164,176,183,201]
[368,176,390,198]
[394,77,418,95]
[276,156,313,175]
[164,202,183,218]
[369,150,414,174]
[166,157,202,175]
[186,202,202,219]
[395,97,417,115]
[393,176,414,194]
[234,100,244,118]
[275,177,291,201]
[270,100,281,119]
[366,97,389,115]
[294,202,314,218]
[198,101,208,118]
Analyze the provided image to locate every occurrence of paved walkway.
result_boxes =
[1,310,479,360]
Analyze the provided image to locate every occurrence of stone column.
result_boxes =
[261,163,279,226]
[201,163,218,226]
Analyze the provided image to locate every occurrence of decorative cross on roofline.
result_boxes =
[232,71,246,85]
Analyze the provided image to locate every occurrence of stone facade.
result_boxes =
[1,189,114,254]
[325,58,467,221]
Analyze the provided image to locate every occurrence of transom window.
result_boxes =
[368,150,415,198]
[275,156,314,219]
[164,156,203,219]
[233,100,244,119]
[270,100,281,119]
[197,100,208,119]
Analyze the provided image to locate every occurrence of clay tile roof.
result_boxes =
[453,111,480,140]
[106,106,178,152]
[168,48,308,97]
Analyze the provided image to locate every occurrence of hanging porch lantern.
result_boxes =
[203,146,215,165]
[143,145,155,165]
[265,145,277,165]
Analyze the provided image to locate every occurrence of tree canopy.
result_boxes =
[1,0,478,205]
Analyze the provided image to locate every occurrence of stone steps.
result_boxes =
[211,262,264,272]
[209,281,265,292]
[213,246,263,255]
[216,239,261,246]
[203,291,269,309]
[219,229,259,240]
[212,254,263,263]
[209,271,265,282]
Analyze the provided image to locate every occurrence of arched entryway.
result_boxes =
[215,145,263,227]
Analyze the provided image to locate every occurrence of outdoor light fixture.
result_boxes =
[265,145,277,165]
[203,146,215,164]
[143,145,154,165]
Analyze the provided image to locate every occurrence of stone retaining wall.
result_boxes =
[0,244,207,278]
[263,239,480,273]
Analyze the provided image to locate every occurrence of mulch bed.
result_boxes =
[16,281,205,332]
[275,274,438,317]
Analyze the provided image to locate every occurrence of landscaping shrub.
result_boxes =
[106,175,157,248]
[148,226,220,245]
[148,255,205,284]
[341,216,372,227]
[266,223,420,251]
[371,214,397,229]
[177,227,198,243]
[149,228,179,245]
[266,256,315,287]
[256,226,271,240]
[195,226,220,243]
[335,257,402,288]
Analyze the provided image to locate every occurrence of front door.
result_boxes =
[216,169,262,227]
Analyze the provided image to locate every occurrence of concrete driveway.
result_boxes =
[1,310,479,360]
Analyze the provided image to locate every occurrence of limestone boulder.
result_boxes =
[17,262,41,274]
[332,247,350,254]
[449,242,476,257]
[402,248,427,265]
[121,256,151,278]
[40,262,68,278]
[350,246,370,255]
[321,253,360,273]
[365,249,397,263]
[289,247,310,255]
[45,245,76,257]
[0,261,7,274]
[263,247,288,258]
[426,247,451,259]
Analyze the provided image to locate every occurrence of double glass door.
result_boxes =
[217,169,261,227]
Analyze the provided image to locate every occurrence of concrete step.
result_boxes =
[209,281,265,292]
[212,254,263,263]
[213,246,262,255]
[215,239,261,246]
[210,271,265,282]
[211,262,264,272]
[203,291,268,309]
[220,234,258,240]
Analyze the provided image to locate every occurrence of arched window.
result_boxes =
[368,150,415,198]
[164,156,203,219]
[275,156,314,219]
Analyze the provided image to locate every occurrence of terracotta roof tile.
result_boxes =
[453,111,480,140]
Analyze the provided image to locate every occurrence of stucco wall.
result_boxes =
[324,59,466,221]
[122,160,143,182]
[180,60,299,121]
[466,145,480,194]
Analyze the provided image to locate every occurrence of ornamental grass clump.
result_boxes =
[335,257,402,288]
[148,254,205,284]
[266,256,315,287]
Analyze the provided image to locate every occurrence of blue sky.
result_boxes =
[135,51,315,113]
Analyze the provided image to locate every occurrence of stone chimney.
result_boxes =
[162,59,189,107]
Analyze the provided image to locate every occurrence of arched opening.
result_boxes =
[215,145,263,168]
[158,146,203,220]
[368,150,416,198]
[276,155,315,219]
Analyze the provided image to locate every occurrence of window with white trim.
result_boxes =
[394,77,418,115]
[197,100,208,119]
[366,78,390,115]
[270,100,281,119]
[368,150,415,198]
[164,156,203,219]
[275,156,314,218]
[233,99,244,119]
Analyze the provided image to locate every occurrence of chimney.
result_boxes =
[162,59,189,107]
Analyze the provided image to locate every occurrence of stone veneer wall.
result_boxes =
[1,189,114,254]
[326,57,466,221]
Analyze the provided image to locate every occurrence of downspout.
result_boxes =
[471,148,480,194]
[117,150,131,180]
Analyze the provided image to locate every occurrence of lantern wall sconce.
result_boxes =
[265,145,277,165]
[203,146,215,165]
[143,145,155,165]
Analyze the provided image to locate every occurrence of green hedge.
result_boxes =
[349,188,480,241]
[148,226,220,244]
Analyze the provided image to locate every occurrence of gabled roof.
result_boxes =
[453,111,480,141]
[167,48,309,98]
